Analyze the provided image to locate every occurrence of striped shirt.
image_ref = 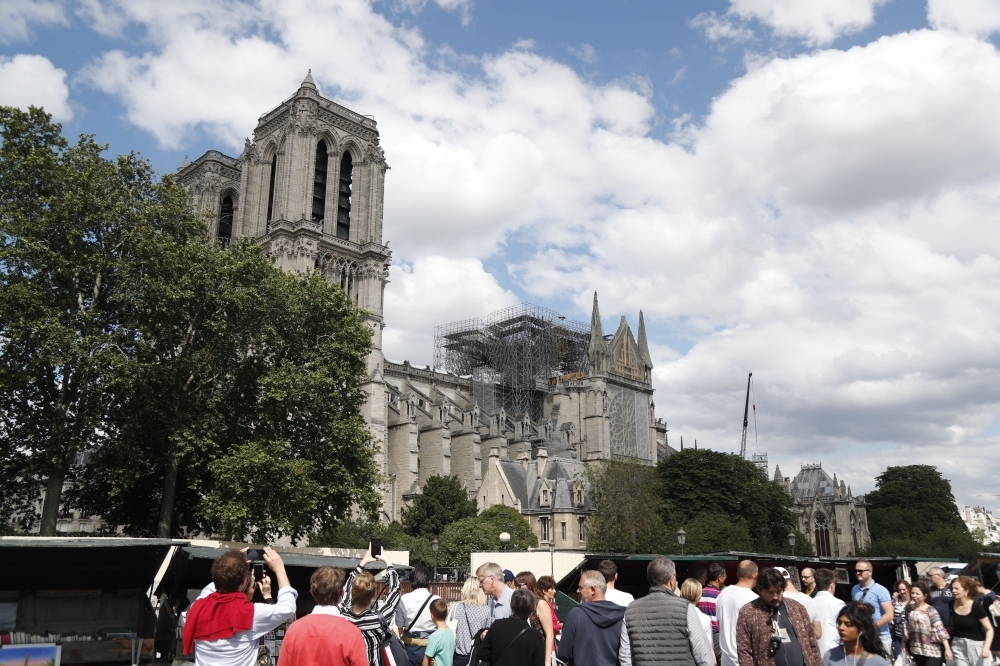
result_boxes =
[339,566,402,666]
[699,584,722,632]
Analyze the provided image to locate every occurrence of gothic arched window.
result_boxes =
[218,195,233,246]
[814,512,832,557]
[337,151,353,240]
[851,512,860,555]
[312,141,328,222]
[266,154,277,222]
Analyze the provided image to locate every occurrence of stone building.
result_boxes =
[774,463,871,557]
[962,505,1000,544]
[177,74,666,541]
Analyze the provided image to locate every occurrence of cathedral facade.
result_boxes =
[178,75,665,544]
[774,464,872,557]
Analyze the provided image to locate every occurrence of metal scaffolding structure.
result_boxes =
[434,304,590,421]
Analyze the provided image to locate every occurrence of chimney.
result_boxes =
[518,451,530,474]
[537,447,548,477]
[489,447,500,463]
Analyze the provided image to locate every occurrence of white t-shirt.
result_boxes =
[606,587,635,607]
[785,589,820,622]
[717,585,759,666]
[188,583,298,666]
[695,607,714,663]
[395,588,440,634]
[813,591,846,657]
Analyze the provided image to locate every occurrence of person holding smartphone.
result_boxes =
[340,543,401,666]
[182,547,297,666]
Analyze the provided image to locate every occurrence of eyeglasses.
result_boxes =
[855,569,869,574]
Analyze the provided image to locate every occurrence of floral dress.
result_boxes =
[903,605,950,658]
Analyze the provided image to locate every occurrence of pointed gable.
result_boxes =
[610,316,643,382]
[588,291,609,372]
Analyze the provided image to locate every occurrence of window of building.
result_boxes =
[57,522,68,533]
[814,512,832,557]
[561,522,566,541]
[266,154,277,222]
[218,195,233,245]
[542,489,549,504]
[578,517,587,542]
[78,522,88,533]
[337,152,353,239]
[312,141,328,222]
[540,517,550,542]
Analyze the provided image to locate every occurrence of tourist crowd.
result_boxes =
[179,547,1000,666]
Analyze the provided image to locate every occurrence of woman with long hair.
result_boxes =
[680,578,717,666]
[447,576,491,666]
[339,546,401,666]
[537,575,562,634]
[514,571,555,655]
[949,576,994,666]
[822,602,892,666]
[902,581,952,666]
[892,579,912,660]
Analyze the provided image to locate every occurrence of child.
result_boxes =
[422,598,455,666]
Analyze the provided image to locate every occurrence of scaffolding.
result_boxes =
[434,304,590,421]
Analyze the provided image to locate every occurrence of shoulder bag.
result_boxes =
[375,609,409,666]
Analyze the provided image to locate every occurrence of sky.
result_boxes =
[4,0,1000,514]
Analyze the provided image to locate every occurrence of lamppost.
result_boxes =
[432,539,439,581]
[787,531,796,556]
[677,528,686,556]
[499,532,511,551]
[549,541,555,577]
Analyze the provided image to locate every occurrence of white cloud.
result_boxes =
[0,1,67,44]
[73,1,1000,505]
[728,0,889,46]
[396,0,473,25]
[568,43,597,64]
[689,12,754,43]
[928,0,1000,36]
[0,54,72,120]
[383,256,517,363]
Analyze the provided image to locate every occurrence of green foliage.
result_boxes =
[587,459,672,554]
[401,475,478,537]
[0,106,379,541]
[436,504,538,567]
[862,465,979,559]
[678,513,754,555]
[311,518,435,564]
[658,449,797,553]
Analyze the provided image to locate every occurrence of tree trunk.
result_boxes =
[158,446,179,538]
[38,459,69,536]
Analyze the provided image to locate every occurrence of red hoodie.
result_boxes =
[279,614,368,666]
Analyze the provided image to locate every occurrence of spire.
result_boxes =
[773,465,782,482]
[300,69,317,91]
[637,310,653,370]
[588,291,608,370]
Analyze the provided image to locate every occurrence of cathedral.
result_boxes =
[177,73,666,547]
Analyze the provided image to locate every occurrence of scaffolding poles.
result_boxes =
[434,304,590,421]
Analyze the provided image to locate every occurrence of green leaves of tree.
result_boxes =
[401,475,478,537]
[0,106,379,541]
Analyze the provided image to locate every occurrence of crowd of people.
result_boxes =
[179,548,1000,666]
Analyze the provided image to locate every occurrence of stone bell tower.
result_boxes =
[177,71,394,517]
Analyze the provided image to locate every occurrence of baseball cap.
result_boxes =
[503,569,515,582]
[774,567,791,580]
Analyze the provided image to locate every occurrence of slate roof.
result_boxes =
[497,456,592,512]
[792,465,836,499]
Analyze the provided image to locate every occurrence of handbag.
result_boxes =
[375,609,409,666]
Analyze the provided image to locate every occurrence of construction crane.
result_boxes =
[740,371,752,459]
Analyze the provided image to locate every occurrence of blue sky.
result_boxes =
[5,0,1000,510]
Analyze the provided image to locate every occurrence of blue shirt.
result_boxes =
[489,586,514,622]
[851,581,892,635]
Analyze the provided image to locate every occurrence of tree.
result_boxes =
[437,505,537,567]
[658,449,797,552]
[401,475,478,538]
[0,107,380,541]
[587,459,672,554]
[0,107,155,534]
[863,465,979,559]
[678,513,754,555]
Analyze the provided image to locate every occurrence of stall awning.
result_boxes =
[181,546,367,571]
[0,538,189,591]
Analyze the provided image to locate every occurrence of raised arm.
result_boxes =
[375,558,402,618]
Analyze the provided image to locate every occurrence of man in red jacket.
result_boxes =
[281,566,368,666]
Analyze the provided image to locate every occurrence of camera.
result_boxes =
[768,636,782,656]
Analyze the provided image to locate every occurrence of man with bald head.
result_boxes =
[800,568,817,597]
[927,567,953,627]
[718,560,759,666]
[558,569,627,666]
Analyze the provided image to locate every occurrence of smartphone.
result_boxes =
[253,563,263,582]
[247,548,265,562]
[370,538,382,557]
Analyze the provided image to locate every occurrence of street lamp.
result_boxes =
[499,532,511,551]
[432,539,439,581]
[677,528,686,556]
[549,541,555,577]
[787,531,796,555]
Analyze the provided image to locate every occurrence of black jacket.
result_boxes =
[479,617,545,666]
[557,599,627,666]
